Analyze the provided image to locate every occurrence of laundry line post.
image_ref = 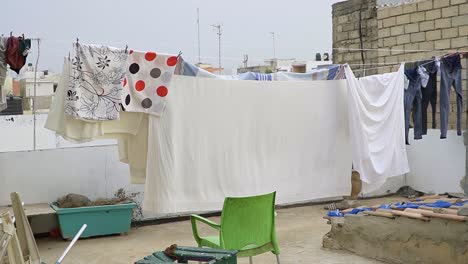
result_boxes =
[32,38,41,151]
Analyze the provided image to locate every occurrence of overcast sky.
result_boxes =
[3,0,340,73]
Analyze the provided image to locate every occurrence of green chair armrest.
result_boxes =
[190,214,221,246]
[190,214,221,230]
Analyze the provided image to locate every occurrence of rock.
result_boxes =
[458,205,468,216]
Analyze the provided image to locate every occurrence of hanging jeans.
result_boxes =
[420,61,438,135]
[404,67,423,145]
[440,56,463,139]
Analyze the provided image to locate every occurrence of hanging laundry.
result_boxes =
[418,60,438,135]
[65,43,127,121]
[6,36,30,74]
[344,64,409,188]
[404,67,423,144]
[440,55,463,139]
[143,75,351,213]
[121,50,178,116]
[46,58,103,142]
[0,37,8,112]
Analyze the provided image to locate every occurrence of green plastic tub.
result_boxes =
[51,202,136,239]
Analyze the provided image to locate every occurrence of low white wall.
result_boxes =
[0,115,465,219]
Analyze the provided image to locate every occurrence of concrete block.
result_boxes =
[434,0,450,8]
[383,17,396,28]
[452,14,468,26]
[427,30,442,41]
[403,3,418,13]
[435,39,451,49]
[459,25,468,36]
[389,5,404,17]
[418,1,433,11]
[405,22,420,33]
[404,42,419,51]
[349,30,360,39]
[391,45,404,55]
[338,15,348,24]
[378,20,383,29]
[391,25,405,36]
[452,36,468,48]
[342,23,355,32]
[397,34,411,44]
[377,8,392,19]
[435,18,452,28]
[380,28,391,38]
[426,9,442,20]
[411,32,426,42]
[336,32,349,41]
[442,6,459,17]
[459,205,468,216]
[396,14,410,24]
[460,3,468,15]
[323,214,468,264]
[384,36,397,46]
[451,0,467,5]
[442,27,459,38]
[419,40,434,50]
[420,20,435,31]
[410,11,426,22]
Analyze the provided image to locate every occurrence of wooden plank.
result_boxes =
[0,203,55,217]
[363,211,395,219]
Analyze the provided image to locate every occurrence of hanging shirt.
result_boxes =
[65,43,127,121]
[344,64,410,188]
[121,50,178,116]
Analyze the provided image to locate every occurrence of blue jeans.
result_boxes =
[404,67,423,145]
[440,56,463,139]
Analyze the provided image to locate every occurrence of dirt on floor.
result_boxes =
[37,197,404,264]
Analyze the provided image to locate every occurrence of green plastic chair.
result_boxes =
[190,192,280,264]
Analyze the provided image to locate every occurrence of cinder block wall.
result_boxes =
[332,0,379,77]
[333,0,468,131]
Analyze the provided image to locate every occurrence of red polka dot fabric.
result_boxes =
[122,50,178,116]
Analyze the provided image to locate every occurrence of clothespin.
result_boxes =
[176,51,183,59]
[10,31,12,37]
[76,37,79,48]
[125,44,128,54]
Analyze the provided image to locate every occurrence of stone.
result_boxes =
[453,14,468,26]
[452,36,468,48]
[426,9,442,20]
[397,34,410,44]
[383,17,396,28]
[460,3,468,15]
[458,204,468,216]
[426,30,442,40]
[418,1,433,11]
[442,6,459,17]
[452,0,467,5]
[435,18,452,28]
[410,11,426,22]
[459,25,468,36]
[390,25,405,36]
[403,3,417,14]
[420,20,435,31]
[411,32,426,42]
[434,0,450,8]
[405,23,419,33]
[396,14,410,24]
[442,27,458,38]
[435,39,451,49]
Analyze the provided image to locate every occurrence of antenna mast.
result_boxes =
[197,8,201,64]
[211,24,222,74]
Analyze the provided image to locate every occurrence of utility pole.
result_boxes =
[269,32,276,59]
[211,24,222,74]
[197,8,201,64]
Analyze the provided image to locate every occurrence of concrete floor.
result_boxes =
[37,197,403,264]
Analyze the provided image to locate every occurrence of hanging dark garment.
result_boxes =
[6,36,30,74]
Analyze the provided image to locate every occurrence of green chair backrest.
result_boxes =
[219,192,276,251]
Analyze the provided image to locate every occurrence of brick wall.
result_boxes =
[332,0,379,77]
[332,0,468,130]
